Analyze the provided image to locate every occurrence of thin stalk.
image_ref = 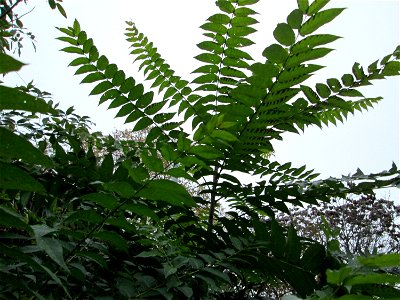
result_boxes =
[207,166,220,231]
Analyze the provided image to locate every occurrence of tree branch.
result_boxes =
[0,0,23,20]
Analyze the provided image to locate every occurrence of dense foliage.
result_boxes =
[1,0,400,299]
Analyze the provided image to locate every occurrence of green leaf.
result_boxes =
[138,179,195,207]
[57,36,78,46]
[90,81,113,95]
[307,0,330,15]
[56,3,67,18]
[195,53,222,64]
[382,61,400,76]
[103,181,136,198]
[287,9,304,29]
[358,253,400,268]
[238,0,259,5]
[235,7,257,16]
[136,91,154,108]
[216,0,235,13]
[338,89,363,97]
[208,13,231,24]
[326,78,342,92]
[202,267,231,284]
[291,34,340,54]
[0,127,53,167]
[76,252,107,269]
[36,237,69,271]
[231,16,258,27]
[297,0,309,13]
[96,55,109,70]
[286,47,333,68]
[81,193,119,210]
[73,19,81,35]
[285,225,301,263]
[81,72,105,83]
[0,162,46,193]
[274,23,296,46]
[200,22,227,35]
[141,151,164,172]
[104,63,118,78]
[64,210,103,225]
[83,38,94,53]
[0,53,25,73]
[75,64,97,75]
[0,205,31,231]
[89,46,99,62]
[0,86,55,114]
[301,243,326,274]
[341,73,354,86]
[190,145,223,159]
[133,117,153,131]
[178,287,193,298]
[262,44,288,64]
[61,46,84,54]
[122,203,159,221]
[271,220,285,257]
[346,273,400,285]
[77,31,87,45]
[69,57,90,66]
[128,83,145,101]
[316,83,331,98]
[210,130,237,142]
[163,264,178,278]
[94,231,128,252]
[112,70,126,86]
[301,85,320,103]
[300,8,345,36]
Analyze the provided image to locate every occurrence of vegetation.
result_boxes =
[1,0,400,299]
[278,195,400,257]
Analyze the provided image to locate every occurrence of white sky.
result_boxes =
[8,0,400,201]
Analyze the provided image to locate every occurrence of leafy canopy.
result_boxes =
[1,0,400,299]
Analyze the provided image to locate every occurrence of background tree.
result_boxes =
[277,194,400,257]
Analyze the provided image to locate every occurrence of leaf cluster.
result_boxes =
[0,0,400,299]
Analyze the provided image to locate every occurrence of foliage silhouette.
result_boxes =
[0,0,400,299]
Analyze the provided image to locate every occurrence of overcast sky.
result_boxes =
[8,0,400,200]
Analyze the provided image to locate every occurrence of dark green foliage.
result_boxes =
[1,0,400,299]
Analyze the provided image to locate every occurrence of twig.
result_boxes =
[0,0,23,20]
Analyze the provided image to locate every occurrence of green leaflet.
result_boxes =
[0,127,53,167]
[0,163,46,193]
[0,53,25,73]
[286,47,333,68]
[0,85,55,114]
[36,237,69,271]
[90,81,113,95]
[262,44,288,64]
[316,83,331,98]
[216,0,235,13]
[138,179,195,207]
[208,13,231,24]
[94,231,128,252]
[274,23,296,46]
[195,53,222,64]
[0,204,32,231]
[300,8,345,36]
[297,0,309,13]
[307,0,330,16]
[291,34,340,54]
[81,193,119,210]
[287,9,303,29]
